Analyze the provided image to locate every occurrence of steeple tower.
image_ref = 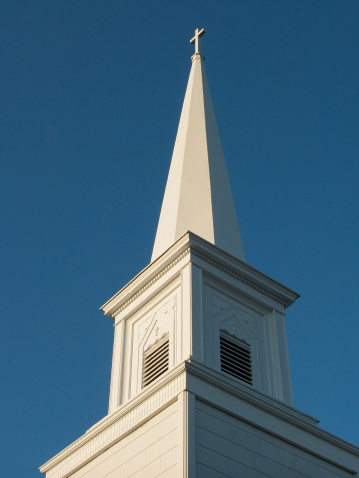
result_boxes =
[152,29,245,263]
[40,30,359,478]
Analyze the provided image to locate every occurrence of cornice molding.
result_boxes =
[111,248,190,318]
[185,360,359,470]
[106,234,298,319]
[185,359,318,427]
[191,248,288,306]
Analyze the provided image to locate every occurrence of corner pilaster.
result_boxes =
[108,319,125,413]
[181,261,204,363]
[178,390,195,477]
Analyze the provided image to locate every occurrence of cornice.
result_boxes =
[186,232,299,307]
[185,359,318,427]
[102,232,299,319]
[100,233,192,318]
[111,248,190,318]
[191,248,288,307]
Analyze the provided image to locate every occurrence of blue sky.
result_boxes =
[1,1,358,476]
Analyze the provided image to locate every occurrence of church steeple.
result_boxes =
[151,29,245,263]
[40,30,359,478]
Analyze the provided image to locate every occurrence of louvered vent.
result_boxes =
[220,331,252,385]
[143,334,169,388]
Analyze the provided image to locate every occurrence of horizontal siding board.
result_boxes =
[196,443,274,478]
[196,462,233,477]
[158,444,179,474]
[156,463,178,477]
[126,455,161,478]
[96,430,178,478]
[69,402,178,478]
[128,447,178,478]
[196,429,307,478]
[196,401,353,478]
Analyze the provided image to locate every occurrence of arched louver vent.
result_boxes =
[143,334,169,388]
[220,331,252,385]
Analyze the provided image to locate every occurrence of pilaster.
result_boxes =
[178,390,195,478]
[108,319,125,413]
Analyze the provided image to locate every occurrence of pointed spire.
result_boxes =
[151,29,245,263]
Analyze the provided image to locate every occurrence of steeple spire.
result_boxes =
[151,29,245,263]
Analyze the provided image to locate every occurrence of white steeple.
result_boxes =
[151,29,245,263]
[40,30,359,478]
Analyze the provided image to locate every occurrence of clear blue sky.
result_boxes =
[1,1,358,476]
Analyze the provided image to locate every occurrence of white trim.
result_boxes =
[40,368,186,478]
[178,391,195,477]
[100,233,299,318]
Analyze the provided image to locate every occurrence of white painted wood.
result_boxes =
[40,370,186,478]
[129,292,177,399]
[68,401,179,478]
[40,33,359,478]
[265,308,283,400]
[202,276,293,402]
[178,391,195,478]
[100,230,299,422]
[195,400,354,478]
[151,45,245,263]
[275,308,294,405]
[40,361,359,477]
[107,278,182,408]
[108,319,125,414]
[180,264,192,362]
[104,231,297,421]
[190,264,204,362]
[100,233,299,319]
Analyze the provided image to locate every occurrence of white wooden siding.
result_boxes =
[69,401,179,478]
[195,400,354,478]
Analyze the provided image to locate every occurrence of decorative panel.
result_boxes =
[128,289,179,399]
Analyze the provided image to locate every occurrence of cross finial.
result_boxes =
[190,28,206,55]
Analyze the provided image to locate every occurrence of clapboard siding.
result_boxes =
[69,401,179,478]
[195,400,353,478]
[196,462,233,477]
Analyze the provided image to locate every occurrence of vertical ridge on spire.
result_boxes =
[151,30,245,263]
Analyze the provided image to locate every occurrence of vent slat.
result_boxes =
[143,335,169,388]
[143,355,169,379]
[143,363,168,386]
[220,364,252,382]
[223,367,252,384]
[143,363,169,384]
[144,339,169,358]
[220,340,251,359]
[144,343,169,366]
[221,346,250,360]
[221,362,252,377]
[221,355,252,374]
[221,349,252,370]
[144,348,169,366]
[221,346,251,361]
[143,361,168,380]
[220,332,253,385]
[221,340,251,356]
[143,356,168,381]
[221,346,251,362]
